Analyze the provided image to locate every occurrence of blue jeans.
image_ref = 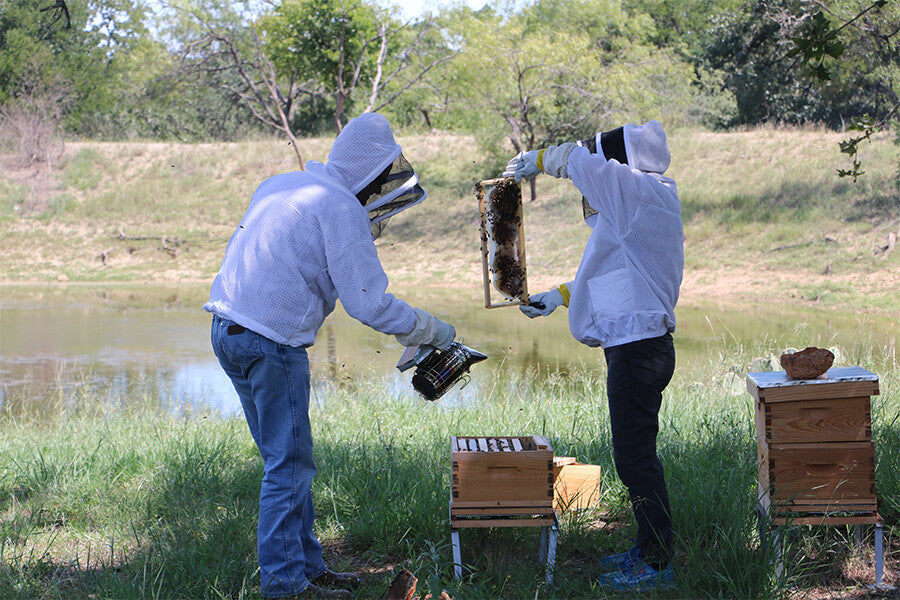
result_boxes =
[211,315,326,598]
[604,332,676,569]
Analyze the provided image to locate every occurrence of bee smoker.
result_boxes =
[397,342,488,401]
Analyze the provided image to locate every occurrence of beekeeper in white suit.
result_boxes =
[504,121,684,591]
[205,113,455,600]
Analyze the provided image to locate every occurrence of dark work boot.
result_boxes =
[290,583,353,599]
[311,568,361,589]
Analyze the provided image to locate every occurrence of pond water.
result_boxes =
[0,286,896,420]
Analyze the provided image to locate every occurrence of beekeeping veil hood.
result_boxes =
[577,120,671,222]
[327,112,426,238]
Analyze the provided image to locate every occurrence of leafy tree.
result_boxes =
[78,34,266,141]
[785,1,898,182]
[163,0,313,164]
[0,0,99,105]
[165,0,456,164]
[639,0,898,131]
[0,0,174,139]
[622,0,745,55]
[261,0,457,132]
[261,0,377,132]
[439,0,702,196]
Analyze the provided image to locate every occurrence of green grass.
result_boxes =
[1,341,896,599]
[0,178,28,221]
[63,147,106,191]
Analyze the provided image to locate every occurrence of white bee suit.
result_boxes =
[204,113,442,348]
[566,145,684,348]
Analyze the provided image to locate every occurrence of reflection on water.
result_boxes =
[0,290,896,420]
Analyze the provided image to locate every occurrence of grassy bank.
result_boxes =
[1,126,899,598]
[0,126,898,314]
[1,342,897,599]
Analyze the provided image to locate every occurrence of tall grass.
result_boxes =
[1,339,896,599]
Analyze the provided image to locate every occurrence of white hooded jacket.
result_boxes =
[203,113,418,347]
[558,122,684,348]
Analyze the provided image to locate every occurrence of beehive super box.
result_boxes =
[747,366,880,523]
[450,435,554,528]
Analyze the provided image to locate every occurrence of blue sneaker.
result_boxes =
[597,559,674,591]
[596,545,641,572]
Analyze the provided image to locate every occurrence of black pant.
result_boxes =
[604,332,675,568]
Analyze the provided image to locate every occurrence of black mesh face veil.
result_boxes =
[575,127,629,223]
[600,127,627,165]
[356,153,426,238]
[579,134,598,154]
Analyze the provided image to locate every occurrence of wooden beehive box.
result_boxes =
[452,435,553,504]
[747,367,880,524]
[450,436,554,528]
[553,457,602,512]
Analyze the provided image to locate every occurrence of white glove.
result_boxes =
[395,308,456,350]
[519,285,570,319]
[502,150,541,182]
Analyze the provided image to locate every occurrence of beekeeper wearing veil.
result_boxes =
[205,113,455,600]
[504,121,684,592]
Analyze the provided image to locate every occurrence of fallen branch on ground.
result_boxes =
[876,231,896,259]
[115,227,184,245]
[769,237,838,252]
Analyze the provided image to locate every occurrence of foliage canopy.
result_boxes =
[0,0,896,177]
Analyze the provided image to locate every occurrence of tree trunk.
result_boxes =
[334,91,345,132]
[420,108,432,129]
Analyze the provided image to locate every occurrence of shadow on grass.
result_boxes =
[680,179,899,226]
[846,192,900,223]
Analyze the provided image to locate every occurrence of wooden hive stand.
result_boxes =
[449,435,558,584]
[747,366,885,588]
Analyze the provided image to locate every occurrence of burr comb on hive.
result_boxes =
[780,347,834,379]
[477,177,529,308]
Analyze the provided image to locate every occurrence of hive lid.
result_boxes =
[747,366,878,389]
[747,366,879,402]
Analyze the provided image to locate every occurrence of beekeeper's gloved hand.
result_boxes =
[395,308,456,350]
[519,283,571,319]
[503,150,541,182]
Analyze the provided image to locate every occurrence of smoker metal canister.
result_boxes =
[411,342,488,401]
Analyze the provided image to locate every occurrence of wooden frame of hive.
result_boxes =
[450,435,554,528]
[476,177,529,309]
